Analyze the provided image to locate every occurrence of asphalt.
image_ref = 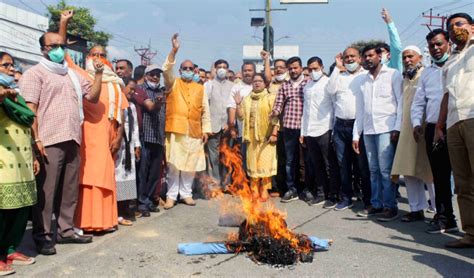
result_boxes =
[14,186,474,277]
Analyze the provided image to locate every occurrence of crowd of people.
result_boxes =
[0,7,473,275]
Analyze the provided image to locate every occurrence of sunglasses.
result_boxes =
[181,66,194,71]
[448,21,468,29]
[45,44,66,49]
[148,72,161,77]
[0,63,14,69]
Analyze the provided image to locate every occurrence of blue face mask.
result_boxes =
[381,53,389,65]
[48,47,65,64]
[192,73,200,83]
[431,52,449,64]
[181,70,194,81]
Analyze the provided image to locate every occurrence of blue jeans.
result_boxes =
[138,142,164,212]
[333,119,371,205]
[363,133,397,210]
[283,128,300,192]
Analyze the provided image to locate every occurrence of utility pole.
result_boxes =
[250,0,286,58]
[421,8,448,31]
[134,39,157,66]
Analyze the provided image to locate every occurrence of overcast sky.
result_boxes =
[3,0,473,72]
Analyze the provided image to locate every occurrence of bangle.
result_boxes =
[34,139,41,143]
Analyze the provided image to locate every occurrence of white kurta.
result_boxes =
[115,103,141,201]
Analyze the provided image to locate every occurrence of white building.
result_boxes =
[243,45,299,72]
[0,2,48,68]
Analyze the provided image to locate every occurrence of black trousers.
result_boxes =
[425,123,455,220]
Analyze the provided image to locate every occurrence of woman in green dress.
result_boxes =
[0,52,38,275]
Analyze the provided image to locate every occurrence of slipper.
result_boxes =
[7,252,35,266]
[118,217,133,226]
[0,261,15,276]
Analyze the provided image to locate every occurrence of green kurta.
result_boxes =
[0,108,37,209]
[391,69,433,183]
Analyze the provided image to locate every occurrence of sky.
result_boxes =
[3,0,474,73]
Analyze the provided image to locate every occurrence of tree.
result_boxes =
[46,0,112,46]
[350,39,385,53]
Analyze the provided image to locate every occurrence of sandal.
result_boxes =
[7,252,35,266]
[0,261,15,276]
[118,217,133,226]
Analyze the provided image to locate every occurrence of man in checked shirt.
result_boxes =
[270,56,309,203]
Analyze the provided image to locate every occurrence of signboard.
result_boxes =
[280,0,328,4]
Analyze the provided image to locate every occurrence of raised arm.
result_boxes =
[162,33,179,90]
[326,53,344,95]
[84,59,104,103]
[58,10,74,43]
[382,8,403,72]
[261,50,272,86]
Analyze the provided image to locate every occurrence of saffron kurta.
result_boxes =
[391,69,432,183]
[239,90,279,178]
[68,56,129,231]
[162,57,211,172]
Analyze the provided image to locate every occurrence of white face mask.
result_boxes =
[275,72,287,82]
[381,53,389,65]
[216,68,227,80]
[146,80,159,89]
[345,62,360,73]
[310,70,323,81]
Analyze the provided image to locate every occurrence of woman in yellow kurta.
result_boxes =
[234,73,279,202]
[67,47,128,232]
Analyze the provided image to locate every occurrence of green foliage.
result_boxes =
[46,0,112,46]
[350,40,385,52]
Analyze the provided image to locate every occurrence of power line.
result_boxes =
[18,0,43,15]
[437,2,473,14]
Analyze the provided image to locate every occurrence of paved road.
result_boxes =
[16,187,474,277]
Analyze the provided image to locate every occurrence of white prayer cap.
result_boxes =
[402,45,422,55]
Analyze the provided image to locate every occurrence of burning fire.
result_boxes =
[217,140,313,265]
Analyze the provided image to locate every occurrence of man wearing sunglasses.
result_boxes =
[161,33,211,210]
[19,30,103,255]
[435,12,474,249]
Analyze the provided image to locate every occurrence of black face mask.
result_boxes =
[404,64,422,80]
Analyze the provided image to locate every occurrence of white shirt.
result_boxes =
[410,64,443,127]
[353,65,403,141]
[326,66,367,120]
[227,81,253,137]
[444,38,474,128]
[301,76,334,137]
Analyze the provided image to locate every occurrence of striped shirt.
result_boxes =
[19,64,91,147]
[272,74,308,129]
[140,83,166,145]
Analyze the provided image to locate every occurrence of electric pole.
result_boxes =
[421,8,448,31]
[134,39,157,66]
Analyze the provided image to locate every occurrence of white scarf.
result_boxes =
[85,59,124,124]
[39,57,84,124]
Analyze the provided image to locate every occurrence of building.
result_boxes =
[243,45,299,72]
[0,2,48,69]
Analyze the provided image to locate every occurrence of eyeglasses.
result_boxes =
[45,44,66,49]
[181,67,194,71]
[0,63,14,69]
[90,53,107,58]
[148,72,161,77]
[448,21,468,30]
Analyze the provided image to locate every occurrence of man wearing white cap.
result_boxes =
[137,64,166,216]
[392,45,435,223]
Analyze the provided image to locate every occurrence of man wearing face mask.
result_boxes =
[327,47,371,211]
[391,46,435,223]
[136,65,166,216]
[162,34,211,209]
[435,13,474,248]
[300,57,340,207]
[204,59,234,188]
[19,31,103,255]
[379,8,403,73]
[411,29,458,234]
[352,44,403,221]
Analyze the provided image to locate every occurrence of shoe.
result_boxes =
[280,189,299,203]
[445,237,474,249]
[140,211,151,217]
[149,205,161,213]
[426,218,459,234]
[426,206,436,214]
[164,198,176,210]
[56,233,93,244]
[425,213,440,224]
[401,210,425,222]
[376,208,399,222]
[6,252,35,265]
[308,195,325,206]
[323,199,337,209]
[36,243,56,256]
[334,199,353,211]
[182,197,196,206]
[357,206,384,217]
[0,261,15,276]
[134,211,143,218]
[301,190,315,203]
